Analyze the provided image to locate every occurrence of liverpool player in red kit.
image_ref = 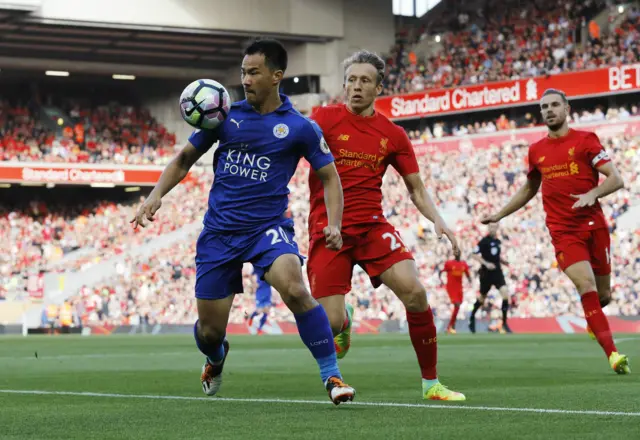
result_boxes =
[440,255,471,334]
[481,89,630,374]
[308,50,466,400]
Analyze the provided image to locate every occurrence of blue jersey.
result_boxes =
[189,94,333,234]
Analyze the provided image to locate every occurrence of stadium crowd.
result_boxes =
[0,171,210,303]
[318,0,638,101]
[407,105,640,142]
[384,0,639,95]
[42,127,639,329]
[0,98,178,165]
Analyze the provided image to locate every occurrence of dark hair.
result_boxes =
[542,88,568,104]
[343,50,386,85]
[244,38,288,72]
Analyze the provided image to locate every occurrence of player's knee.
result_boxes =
[598,288,612,307]
[574,277,597,295]
[399,285,428,312]
[280,281,314,312]
[198,321,225,346]
[323,311,344,336]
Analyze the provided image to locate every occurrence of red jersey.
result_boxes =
[527,129,611,233]
[443,260,469,291]
[308,104,419,236]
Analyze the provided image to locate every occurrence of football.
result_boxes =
[179,79,231,130]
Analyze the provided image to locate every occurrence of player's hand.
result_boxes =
[130,194,162,229]
[323,225,343,250]
[570,191,597,209]
[480,213,500,224]
[435,218,460,258]
[484,262,496,270]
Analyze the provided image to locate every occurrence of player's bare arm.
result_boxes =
[439,268,446,285]
[403,172,460,256]
[131,142,205,229]
[571,162,625,209]
[480,173,542,224]
[471,254,495,271]
[314,162,344,250]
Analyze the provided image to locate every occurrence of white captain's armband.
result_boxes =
[591,150,610,166]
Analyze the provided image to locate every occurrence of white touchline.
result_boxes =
[1,390,639,417]
[615,337,640,344]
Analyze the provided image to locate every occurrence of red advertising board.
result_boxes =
[373,64,640,120]
[0,163,172,186]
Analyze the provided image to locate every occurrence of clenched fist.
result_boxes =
[323,225,343,250]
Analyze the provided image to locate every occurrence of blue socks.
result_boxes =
[294,305,341,383]
[258,313,268,331]
[193,320,225,364]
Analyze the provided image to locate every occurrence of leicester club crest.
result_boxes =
[273,123,289,139]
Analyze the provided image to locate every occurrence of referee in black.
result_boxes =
[470,223,511,333]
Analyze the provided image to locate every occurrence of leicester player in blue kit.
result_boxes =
[131,39,356,405]
[248,273,273,334]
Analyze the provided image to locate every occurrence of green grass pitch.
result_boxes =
[1,333,638,439]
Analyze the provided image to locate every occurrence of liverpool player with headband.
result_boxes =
[481,88,630,374]
[308,50,466,401]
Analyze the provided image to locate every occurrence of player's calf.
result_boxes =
[194,297,234,396]
[317,295,348,337]
[566,261,619,362]
[266,254,355,399]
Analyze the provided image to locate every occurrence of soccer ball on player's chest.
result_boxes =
[180,79,231,130]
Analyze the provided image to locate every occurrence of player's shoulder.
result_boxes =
[221,100,249,126]
[571,129,596,138]
[377,112,408,138]
[283,108,324,141]
[227,99,248,115]
[571,129,601,145]
[528,134,549,152]
[312,104,345,119]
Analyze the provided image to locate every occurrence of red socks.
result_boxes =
[406,308,438,380]
[581,291,617,357]
[448,304,460,330]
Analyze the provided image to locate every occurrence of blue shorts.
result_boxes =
[255,279,273,308]
[195,221,303,300]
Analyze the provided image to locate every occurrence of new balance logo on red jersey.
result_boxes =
[337,134,350,141]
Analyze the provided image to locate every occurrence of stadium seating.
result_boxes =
[380,1,638,96]
[0,98,177,164]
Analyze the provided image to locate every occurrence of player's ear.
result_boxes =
[375,82,383,96]
[272,69,284,86]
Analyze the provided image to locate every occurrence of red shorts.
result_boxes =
[551,228,611,275]
[307,222,414,298]
[446,286,463,304]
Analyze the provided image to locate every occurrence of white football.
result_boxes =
[179,79,231,130]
